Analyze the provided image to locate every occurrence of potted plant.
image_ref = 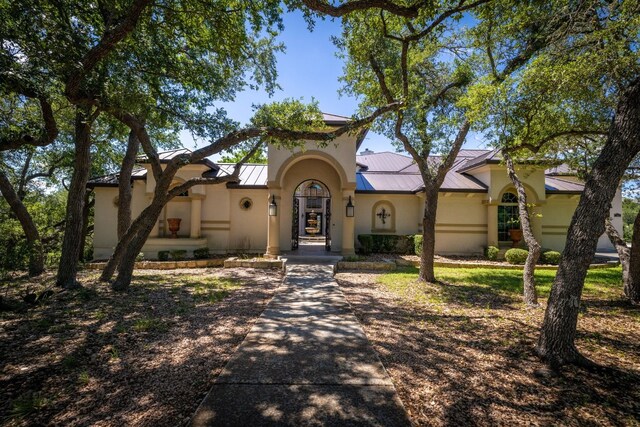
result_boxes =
[506,217,523,248]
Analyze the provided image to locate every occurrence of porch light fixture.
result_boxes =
[346,196,354,217]
[269,195,277,216]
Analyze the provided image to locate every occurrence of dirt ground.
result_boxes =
[0,268,281,426]
[336,271,640,426]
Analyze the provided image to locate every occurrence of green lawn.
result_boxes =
[378,266,624,306]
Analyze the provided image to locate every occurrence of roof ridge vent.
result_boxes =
[360,148,375,155]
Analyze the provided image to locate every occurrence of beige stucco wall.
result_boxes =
[200,183,231,252]
[353,192,487,255]
[435,193,488,255]
[93,181,148,259]
[227,189,268,252]
[267,134,357,187]
[354,194,422,237]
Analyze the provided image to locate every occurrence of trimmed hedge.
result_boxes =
[357,234,415,255]
[505,248,528,265]
[158,251,170,261]
[541,250,561,265]
[485,246,499,261]
[414,234,423,256]
[193,248,210,260]
[170,249,187,261]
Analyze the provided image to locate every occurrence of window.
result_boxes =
[501,192,518,203]
[498,191,519,241]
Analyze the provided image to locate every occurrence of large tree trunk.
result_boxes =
[0,168,44,276]
[56,106,94,288]
[419,187,439,283]
[504,151,540,307]
[118,130,140,238]
[604,217,630,286]
[111,200,166,291]
[627,210,640,303]
[79,190,93,262]
[537,77,640,367]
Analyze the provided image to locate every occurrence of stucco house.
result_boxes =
[88,113,623,259]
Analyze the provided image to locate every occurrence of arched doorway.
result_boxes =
[292,180,331,251]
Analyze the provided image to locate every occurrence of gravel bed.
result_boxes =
[1,268,281,426]
[336,271,640,426]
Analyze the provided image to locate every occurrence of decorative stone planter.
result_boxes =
[167,218,182,238]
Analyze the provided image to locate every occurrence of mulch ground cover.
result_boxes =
[1,268,281,426]
[336,267,640,426]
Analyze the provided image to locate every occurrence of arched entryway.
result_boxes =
[292,180,331,251]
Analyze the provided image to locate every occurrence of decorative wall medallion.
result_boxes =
[240,197,253,210]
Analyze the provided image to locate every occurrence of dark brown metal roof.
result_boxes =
[137,148,219,170]
[86,168,147,188]
[545,176,584,193]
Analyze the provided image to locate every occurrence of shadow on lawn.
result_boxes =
[0,269,280,426]
[337,273,640,426]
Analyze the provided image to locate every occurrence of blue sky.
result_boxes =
[185,11,488,158]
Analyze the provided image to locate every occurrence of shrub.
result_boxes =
[157,251,170,261]
[414,234,423,256]
[541,250,561,265]
[485,246,499,261]
[357,234,415,254]
[170,250,187,261]
[357,235,374,255]
[135,252,144,262]
[505,248,529,265]
[193,248,210,259]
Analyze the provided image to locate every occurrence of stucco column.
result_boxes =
[190,197,202,238]
[266,191,281,257]
[341,191,356,256]
[487,203,498,247]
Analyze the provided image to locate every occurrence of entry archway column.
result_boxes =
[341,189,356,256]
[190,195,203,238]
[266,190,281,257]
[486,201,498,247]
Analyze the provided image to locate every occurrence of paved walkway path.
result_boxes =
[192,260,411,426]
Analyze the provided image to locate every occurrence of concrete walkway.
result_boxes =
[191,260,411,426]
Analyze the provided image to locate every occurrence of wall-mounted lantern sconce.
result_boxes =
[346,196,355,217]
[269,195,277,216]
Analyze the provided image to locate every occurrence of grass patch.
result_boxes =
[132,317,170,333]
[189,277,242,304]
[378,266,623,305]
[10,392,51,420]
[61,355,79,370]
[78,371,90,386]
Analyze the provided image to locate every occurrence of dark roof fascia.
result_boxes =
[458,159,556,174]
[356,188,488,194]
[545,190,583,195]
[226,184,268,189]
[324,119,351,126]
[137,155,219,171]
[355,190,416,195]
[86,174,146,189]
[456,159,499,173]
[438,188,488,193]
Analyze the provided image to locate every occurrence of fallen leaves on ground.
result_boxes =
[0,268,281,426]
[336,270,640,426]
